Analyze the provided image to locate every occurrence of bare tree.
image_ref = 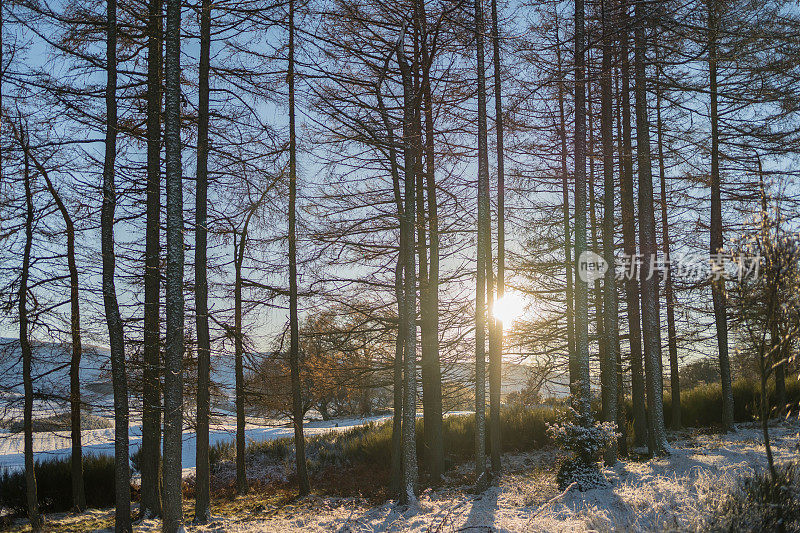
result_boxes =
[288,0,310,497]
[397,29,419,505]
[633,0,669,454]
[707,0,735,432]
[618,0,647,451]
[140,0,163,518]
[599,0,618,464]
[18,122,42,533]
[473,0,491,489]
[573,0,591,420]
[488,0,504,475]
[162,0,185,523]
[194,0,212,519]
[101,0,132,527]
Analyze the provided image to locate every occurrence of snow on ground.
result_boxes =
[0,414,394,474]
[123,421,798,532]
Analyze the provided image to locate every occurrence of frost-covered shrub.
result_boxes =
[705,462,800,532]
[547,407,617,491]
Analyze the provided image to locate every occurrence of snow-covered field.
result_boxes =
[0,414,394,475]
[139,421,796,532]
[14,420,798,532]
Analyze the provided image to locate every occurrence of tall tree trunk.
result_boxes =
[473,0,491,488]
[390,256,405,495]
[655,48,680,430]
[488,0,504,475]
[555,20,576,390]
[613,73,628,458]
[193,0,211,520]
[141,0,163,518]
[619,0,648,450]
[234,233,247,495]
[66,211,85,512]
[573,0,591,420]
[759,165,786,415]
[379,74,406,496]
[415,58,433,484]
[288,0,310,496]
[420,21,444,483]
[162,0,185,523]
[600,0,618,465]
[19,128,87,510]
[633,0,669,454]
[588,63,606,398]
[20,133,42,532]
[397,36,419,505]
[707,0,734,432]
[102,2,133,528]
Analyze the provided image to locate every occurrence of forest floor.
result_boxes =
[5,420,799,532]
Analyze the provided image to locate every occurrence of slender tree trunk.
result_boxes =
[66,206,85,511]
[21,133,87,510]
[288,0,310,496]
[141,0,163,518]
[619,0,648,450]
[614,72,628,458]
[600,0,618,465]
[488,0,504,475]
[379,75,406,496]
[234,233,248,495]
[655,50,680,430]
[633,0,669,454]
[759,168,786,416]
[473,0,491,488]
[193,0,211,520]
[555,21,576,391]
[415,69,433,484]
[102,3,133,528]
[573,0,591,421]
[588,63,606,398]
[162,0,185,523]
[390,256,405,495]
[759,346,776,480]
[397,36,419,505]
[20,135,41,532]
[421,24,444,483]
[707,0,734,432]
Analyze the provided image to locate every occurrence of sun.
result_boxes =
[492,291,525,326]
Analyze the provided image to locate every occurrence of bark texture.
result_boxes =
[633,0,670,454]
[600,0,618,465]
[20,136,42,532]
[162,0,185,524]
[141,0,163,517]
[288,0,310,496]
[102,2,132,528]
[193,0,211,519]
[707,0,735,432]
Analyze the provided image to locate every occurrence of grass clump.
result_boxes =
[706,462,800,532]
[208,405,562,497]
[0,454,116,516]
[661,378,800,428]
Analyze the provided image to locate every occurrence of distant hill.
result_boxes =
[442,360,569,399]
[0,338,111,418]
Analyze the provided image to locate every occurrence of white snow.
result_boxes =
[0,414,395,474]
[138,421,798,532]
[5,421,799,532]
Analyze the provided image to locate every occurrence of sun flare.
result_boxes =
[492,291,525,326]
